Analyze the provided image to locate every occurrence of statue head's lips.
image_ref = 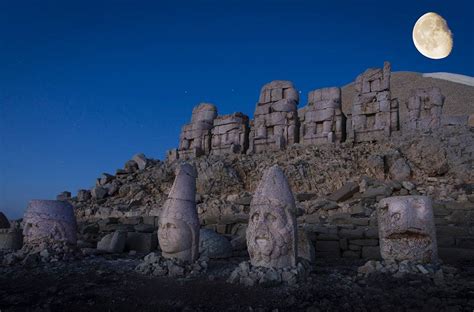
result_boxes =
[158,163,199,262]
[247,165,297,269]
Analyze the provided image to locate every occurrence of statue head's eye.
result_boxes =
[266,213,276,223]
[252,213,259,223]
[391,212,401,221]
[167,223,177,229]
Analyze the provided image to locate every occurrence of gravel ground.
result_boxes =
[1,255,474,312]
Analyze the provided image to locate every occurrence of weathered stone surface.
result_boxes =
[300,87,346,145]
[77,189,92,202]
[199,229,232,259]
[132,153,148,170]
[158,163,199,262]
[348,62,399,143]
[298,228,315,263]
[389,158,411,181]
[56,191,71,201]
[404,87,444,131]
[23,200,77,246]
[178,103,218,159]
[249,80,299,153]
[91,186,108,200]
[97,231,127,253]
[211,113,249,155]
[126,232,157,253]
[247,165,297,268]
[328,182,359,202]
[378,196,438,263]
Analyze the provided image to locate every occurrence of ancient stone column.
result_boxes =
[349,61,399,142]
[178,103,218,159]
[246,165,297,268]
[300,87,346,145]
[158,163,200,262]
[211,112,250,155]
[405,87,445,130]
[22,200,78,246]
[248,81,300,153]
[377,196,438,263]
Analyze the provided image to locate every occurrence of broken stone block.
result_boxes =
[389,158,411,181]
[91,186,108,200]
[0,228,23,250]
[77,189,92,202]
[199,229,232,259]
[328,182,360,202]
[97,231,127,253]
[0,212,10,229]
[132,153,148,170]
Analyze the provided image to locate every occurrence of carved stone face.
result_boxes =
[378,196,437,263]
[158,217,192,254]
[247,201,294,267]
[246,165,297,269]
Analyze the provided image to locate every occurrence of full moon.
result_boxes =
[413,12,453,59]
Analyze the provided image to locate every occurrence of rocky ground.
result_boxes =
[1,255,474,312]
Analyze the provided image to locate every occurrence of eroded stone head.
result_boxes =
[246,165,297,268]
[158,163,199,262]
[377,196,437,263]
[22,200,77,246]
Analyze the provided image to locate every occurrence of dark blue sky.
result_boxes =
[1,0,473,219]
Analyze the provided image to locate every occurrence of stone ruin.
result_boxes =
[158,163,200,262]
[177,103,218,159]
[23,200,78,247]
[405,87,445,130]
[299,87,346,145]
[248,80,300,153]
[211,112,249,155]
[347,61,399,143]
[377,196,438,263]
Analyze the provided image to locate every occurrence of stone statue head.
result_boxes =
[247,165,297,268]
[158,163,199,262]
[377,196,437,263]
[23,200,77,246]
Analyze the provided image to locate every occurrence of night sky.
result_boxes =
[1,0,473,219]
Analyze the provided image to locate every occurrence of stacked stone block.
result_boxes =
[300,87,346,145]
[248,80,300,153]
[178,103,217,159]
[405,87,444,130]
[348,62,399,142]
[211,112,249,155]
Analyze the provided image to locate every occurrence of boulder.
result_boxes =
[199,229,232,259]
[0,212,10,229]
[77,189,92,202]
[91,186,108,200]
[56,191,71,201]
[97,231,127,253]
[389,158,411,181]
[132,153,148,171]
